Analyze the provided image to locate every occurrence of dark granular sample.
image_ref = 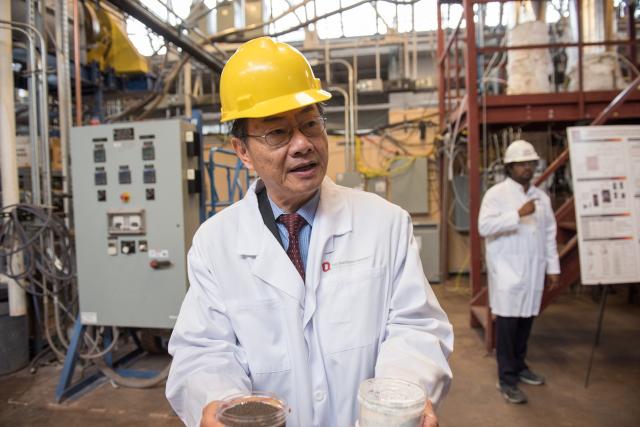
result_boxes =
[219,401,285,427]
[225,401,279,417]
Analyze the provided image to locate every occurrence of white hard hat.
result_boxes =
[504,140,540,164]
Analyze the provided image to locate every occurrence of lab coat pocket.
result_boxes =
[494,254,529,292]
[229,299,291,374]
[320,266,386,354]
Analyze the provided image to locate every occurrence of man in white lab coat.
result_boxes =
[165,37,453,427]
[479,140,560,404]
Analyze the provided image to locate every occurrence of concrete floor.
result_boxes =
[437,284,640,427]
[1,283,638,427]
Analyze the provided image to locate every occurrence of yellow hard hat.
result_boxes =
[220,37,331,122]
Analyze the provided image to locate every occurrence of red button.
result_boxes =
[120,192,130,203]
[150,259,171,269]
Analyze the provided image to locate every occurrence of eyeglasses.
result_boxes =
[244,117,327,148]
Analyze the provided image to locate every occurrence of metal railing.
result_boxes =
[207,147,253,216]
[437,0,639,130]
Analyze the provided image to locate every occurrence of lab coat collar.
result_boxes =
[312,176,352,249]
[235,177,352,305]
[505,176,535,196]
[235,179,303,303]
[301,177,352,327]
[236,179,268,257]
[236,177,352,255]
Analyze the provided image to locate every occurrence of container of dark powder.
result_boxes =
[216,393,288,427]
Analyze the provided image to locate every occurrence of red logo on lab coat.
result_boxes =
[322,262,331,272]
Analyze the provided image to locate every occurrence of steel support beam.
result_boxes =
[591,74,640,125]
[463,0,489,350]
[107,0,225,72]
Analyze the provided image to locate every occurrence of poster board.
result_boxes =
[568,125,640,285]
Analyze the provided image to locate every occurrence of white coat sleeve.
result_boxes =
[478,189,520,237]
[374,211,454,408]
[543,195,561,275]
[166,240,251,427]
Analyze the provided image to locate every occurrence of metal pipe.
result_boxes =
[437,1,445,130]
[55,0,72,224]
[0,23,42,205]
[438,14,464,65]
[403,33,410,79]
[184,0,219,29]
[324,41,331,83]
[330,58,356,172]
[35,23,51,208]
[26,0,41,206]
[353,39,358,94]
[0,2,27,317]
[591,73,640,125]
[627,1,637,68]
[36,0,50,209]
[184,61,192,117]
[412,11,418,80]
[476,39,635,53]
[328,85,350,172]
[462,0,485,348]
[73,0,81,125]
[313,58,355,172]
[577,0,585,117]
[1,20,51,207]
[212,0,420,42]
[375,40,381,80]
[300,31,431,52]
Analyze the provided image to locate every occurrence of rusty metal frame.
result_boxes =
[437,0,640,352]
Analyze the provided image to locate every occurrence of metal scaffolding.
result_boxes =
[436,0,640,351]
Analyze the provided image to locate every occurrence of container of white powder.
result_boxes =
[357,378,426,427]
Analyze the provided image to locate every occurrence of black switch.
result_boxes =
[142,142,155,160]
[118,166,131,184]
[94,168,107,186]
[146,188,155,200]
[94,145,106,163]
[143,165,156,184]
[121,241,136,255]
[97,190,106,202]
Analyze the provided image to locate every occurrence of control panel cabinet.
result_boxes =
[70,119,200,328]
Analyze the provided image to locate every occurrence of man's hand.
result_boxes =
[547,274,560,292]
[518,199,536,217]
[422,400,438,427]
[200,401,223,427]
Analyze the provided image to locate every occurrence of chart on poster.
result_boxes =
[568,125,640,285]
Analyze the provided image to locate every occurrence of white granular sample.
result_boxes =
[357,378,426,427]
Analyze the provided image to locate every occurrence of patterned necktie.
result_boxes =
[278,213,307,281]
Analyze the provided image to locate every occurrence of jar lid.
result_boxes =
[358,378,426,411]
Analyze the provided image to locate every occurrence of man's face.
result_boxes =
[232,104,329,210]
[509,160,537,184]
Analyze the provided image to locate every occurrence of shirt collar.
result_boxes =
[268,190,321,226]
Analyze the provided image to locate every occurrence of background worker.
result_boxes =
[165,37,453,427]
[478,140,561,404]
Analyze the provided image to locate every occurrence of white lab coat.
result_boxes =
[166,177,453,427]
[478,177,561,317]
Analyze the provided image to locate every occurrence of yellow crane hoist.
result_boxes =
[85,3,149,75]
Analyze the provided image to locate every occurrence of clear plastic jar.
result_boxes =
[357,378,426,427]
[216,392,289,427]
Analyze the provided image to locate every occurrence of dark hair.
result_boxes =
[505,163,513,178]
[230,103,326,142]
[230,118,248,140]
